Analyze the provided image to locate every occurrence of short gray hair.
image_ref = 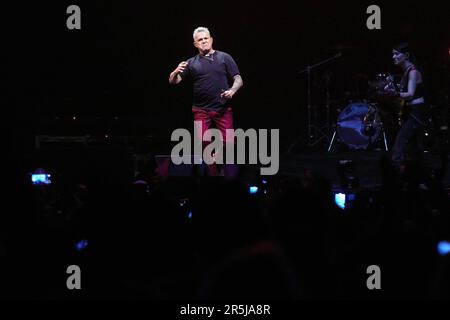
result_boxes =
[193,27,210,40]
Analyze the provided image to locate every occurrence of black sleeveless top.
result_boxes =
[400,65,428,124]
[400,65,425,100]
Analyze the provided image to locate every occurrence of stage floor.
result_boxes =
[280,151,450,190]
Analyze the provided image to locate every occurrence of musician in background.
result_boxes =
[386,43,428,169]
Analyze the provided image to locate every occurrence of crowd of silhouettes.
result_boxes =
[1,152,450,300]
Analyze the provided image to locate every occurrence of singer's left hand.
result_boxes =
[220,89,235,99]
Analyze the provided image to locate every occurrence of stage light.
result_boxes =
[437,241,450,256]
[188,211,193,219]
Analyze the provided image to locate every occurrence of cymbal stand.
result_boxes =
[288,52,342,153]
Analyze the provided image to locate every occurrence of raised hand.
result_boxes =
[174,61,188,75]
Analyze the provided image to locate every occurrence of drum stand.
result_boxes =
[327,108,389,152]
[327,130,338,152]
[288,53,341,153]
[365,104,389,151]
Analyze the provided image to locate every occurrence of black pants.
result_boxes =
[391,113,426,166]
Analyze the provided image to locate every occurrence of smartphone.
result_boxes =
[334,192,355,210]
[31,173,52,185]
[249,186,258,194]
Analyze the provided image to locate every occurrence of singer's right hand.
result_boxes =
[175,61,188,74]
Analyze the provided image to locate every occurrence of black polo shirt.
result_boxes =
[180,50,240,110]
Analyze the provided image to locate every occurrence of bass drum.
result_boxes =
[337,102,382,150]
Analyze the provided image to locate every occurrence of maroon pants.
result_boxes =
[192,107,237,177]
[192,107,234,143]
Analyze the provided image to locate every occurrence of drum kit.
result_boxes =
[287,51,403,153]
[326,73,397,152]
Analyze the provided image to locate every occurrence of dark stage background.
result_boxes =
[2,0,450,302]
[7,1,449,154]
